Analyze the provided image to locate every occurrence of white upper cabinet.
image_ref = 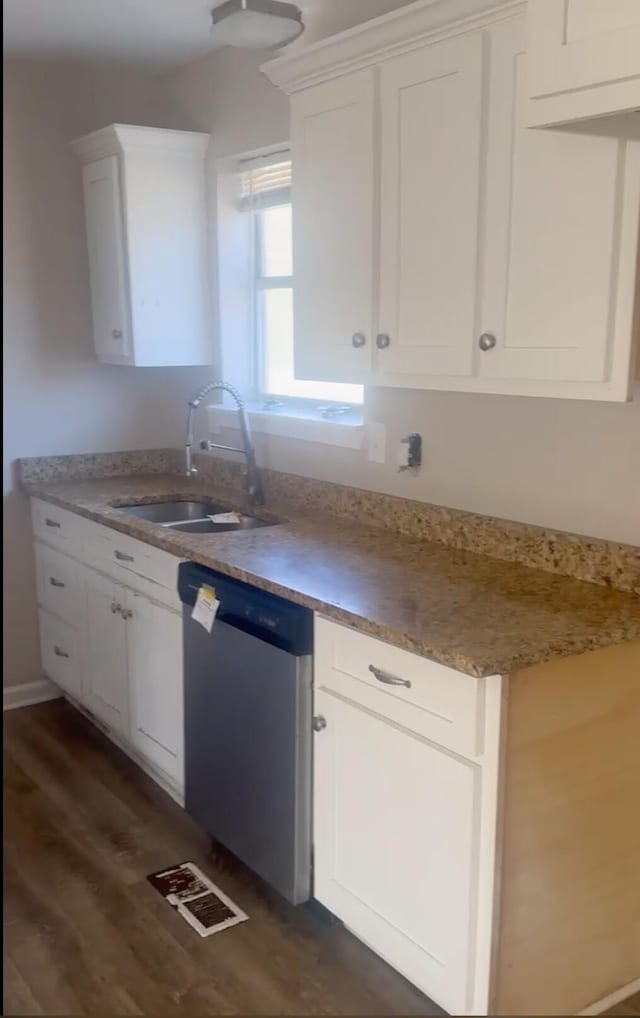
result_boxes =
[263,1,640,402]
[526,0,640,126]
[291,72,375,383]
[82,156,132,361]
[73,124,212,367]
[378,34,483,379]
[480,17,640,400]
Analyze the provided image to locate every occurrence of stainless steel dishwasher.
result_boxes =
[178,562,313,905]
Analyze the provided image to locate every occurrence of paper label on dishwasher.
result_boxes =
[192,584,219,633]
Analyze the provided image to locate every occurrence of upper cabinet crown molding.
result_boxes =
[261,0,525,92]
[71,123,209,163]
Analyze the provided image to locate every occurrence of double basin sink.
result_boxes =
[121,500,278,535]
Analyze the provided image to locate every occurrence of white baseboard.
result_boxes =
[578,977,640,1015]
[3,678,62,711]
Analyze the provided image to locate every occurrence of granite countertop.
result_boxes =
[22,471,640,678]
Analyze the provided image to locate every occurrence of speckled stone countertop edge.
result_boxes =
[23,478,640,679]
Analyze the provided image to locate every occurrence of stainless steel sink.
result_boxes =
[119,500,279,534]
[169,516,274,535]
[122,501,230,524]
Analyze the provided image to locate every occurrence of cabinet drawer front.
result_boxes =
[39,610,82,700]
[35,543,82,624]
[315,617,483,758]
[31,498,85,551]
[83,521,179,593]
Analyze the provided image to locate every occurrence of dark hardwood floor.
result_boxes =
[3,699,639,1017]
[3,699,442,1017]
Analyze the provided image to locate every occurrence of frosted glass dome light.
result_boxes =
[211,0,304,50]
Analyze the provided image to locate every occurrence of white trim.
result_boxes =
[468,673,506,1016]
[261,0,525,93]
[207,405,365,449]
[3,678,62,711]
[577,977,640,1016]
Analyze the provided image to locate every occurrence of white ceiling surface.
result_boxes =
[3,0,415,72]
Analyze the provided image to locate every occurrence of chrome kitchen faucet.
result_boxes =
[185,381,265,510]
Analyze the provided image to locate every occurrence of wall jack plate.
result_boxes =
[398,433,422,474]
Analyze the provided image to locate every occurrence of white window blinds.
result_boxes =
[239,151,291,210]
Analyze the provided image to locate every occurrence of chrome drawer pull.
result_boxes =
[54,645,70,658]
[49,577,65,588]
[45,518,61,528]
[368,664,411,689]
[114,550,134,562]
[111,602,122,615]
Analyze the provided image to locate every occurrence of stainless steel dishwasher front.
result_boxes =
[178,562,313,905]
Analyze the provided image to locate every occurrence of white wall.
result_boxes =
[161,39,640,547]
[3,60,211,689]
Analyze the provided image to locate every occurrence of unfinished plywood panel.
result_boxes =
[495,641,640,1016]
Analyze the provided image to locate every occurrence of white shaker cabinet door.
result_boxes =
[480,17,640,400]
[83,568,129,735]
[377,33,484,380]
[81,156,131,363]
[527,0,640,125]
[126,590,184,789]
[313,688,480,1016]
[291,70,375,383]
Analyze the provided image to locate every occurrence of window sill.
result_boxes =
[207,404,365,450]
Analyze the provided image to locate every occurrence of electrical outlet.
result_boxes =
[367,422,386,464]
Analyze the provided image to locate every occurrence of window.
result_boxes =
[241,153,363,407]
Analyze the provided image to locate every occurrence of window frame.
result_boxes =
[247,169,363,410]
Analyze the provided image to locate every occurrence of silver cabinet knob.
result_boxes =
[111,601,121,615]
[121,608,133,620]
[478,332,496,351]
[312,715,327,732]
[351,332,366,348]
[112,329,123,339]
[376,333,391,349]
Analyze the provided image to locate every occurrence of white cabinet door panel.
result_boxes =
[291,71,375,383]
[127,590,184,788]
[481,18,640,396]
[83,569,128,735]
[314,688,479,1015]
[82,156,131,362]
[378,34,484,379]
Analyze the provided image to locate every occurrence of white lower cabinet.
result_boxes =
[32,500,184,796]
[127,589,184,787]
[83,569,129,737]
[39,611,83,703]
[313,617,500,1016]
[314,688,479,1015]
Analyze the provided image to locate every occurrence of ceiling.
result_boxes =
[3,0,414,73]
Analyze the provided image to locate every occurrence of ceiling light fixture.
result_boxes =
[211,0,304,51]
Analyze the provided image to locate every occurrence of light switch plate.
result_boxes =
[367,422,386,464]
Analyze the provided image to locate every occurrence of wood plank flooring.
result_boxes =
[3,699,639,1017]
[3,699,441,1017]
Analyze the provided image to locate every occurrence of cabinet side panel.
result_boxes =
[495,641,640,1016]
